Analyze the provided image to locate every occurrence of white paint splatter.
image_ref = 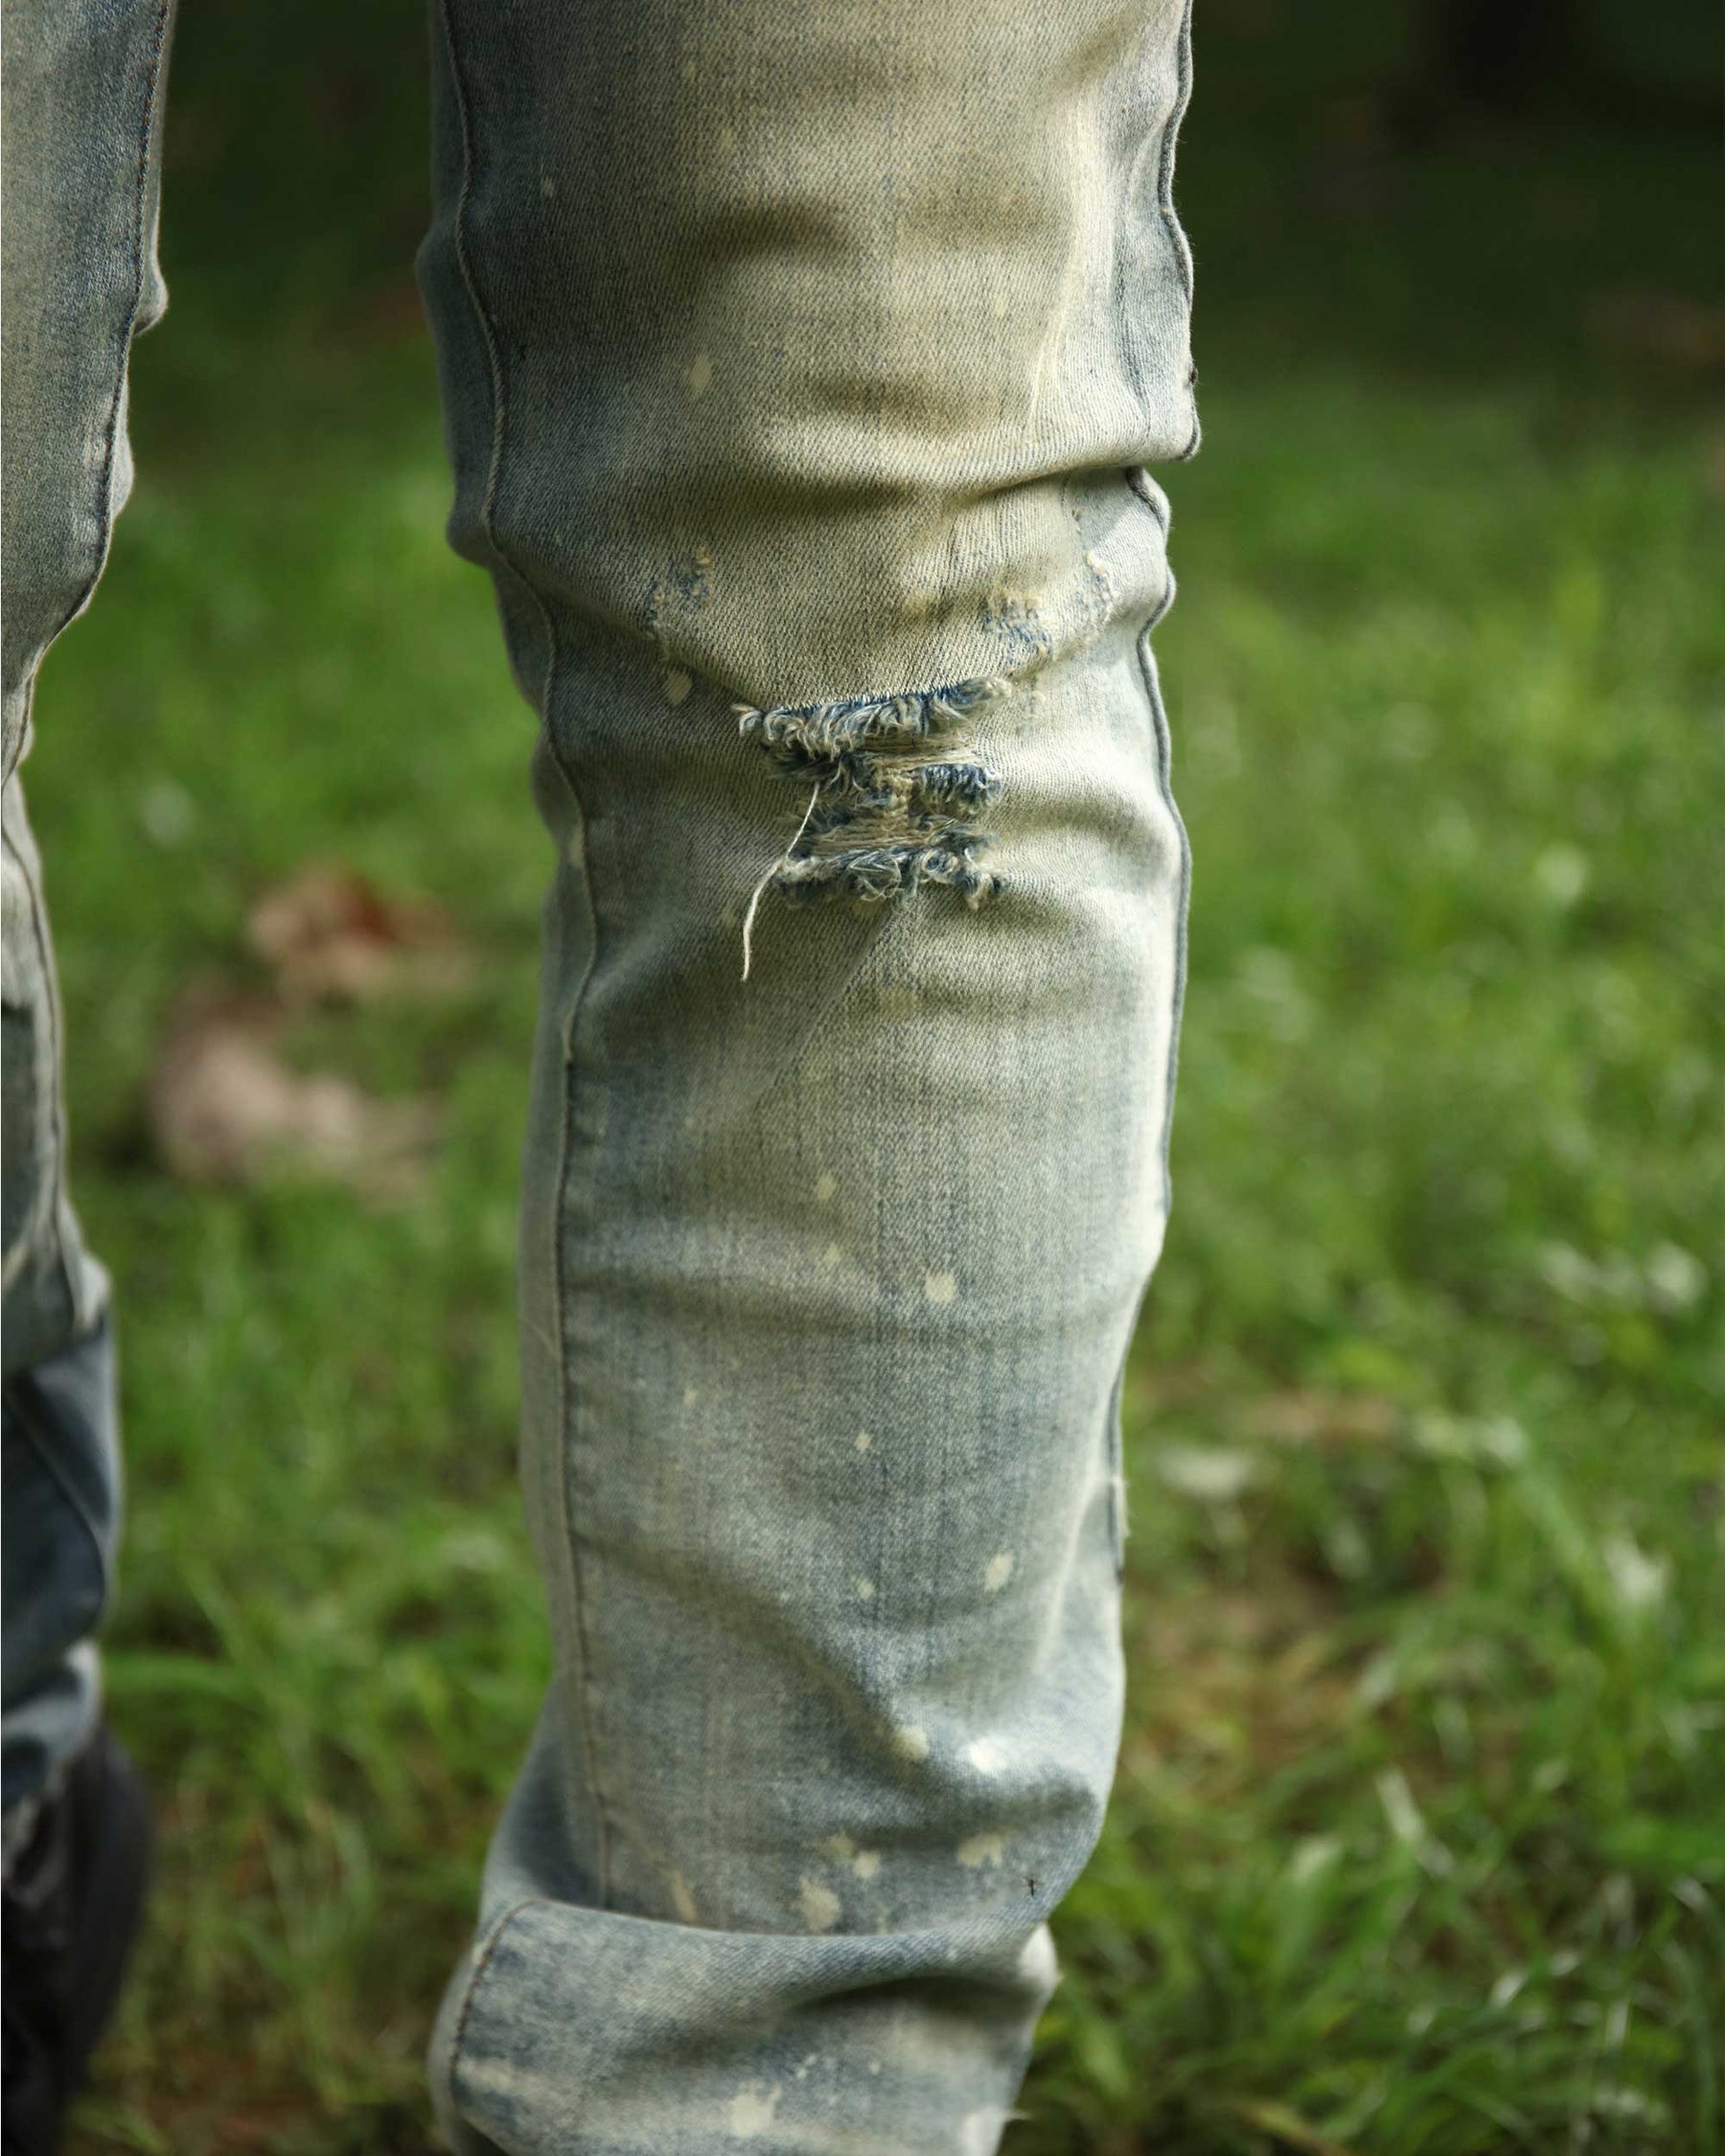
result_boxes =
[670,1870,699,1923]
[924,1269,958,1305]
[729,2084,781,2138]
[798,1875,840,1932]
[855,1432,873,1454]
[1018,1926,1058,1988]
[891,1724,931,1762]
[958,1831,1005,1869]
[664,668,693,705]
[854,1576,875,1602]
[966,1738,1002,1776]
[852,1849,881,1879]
[822,1832,855,1863]
[686,353,713,398]
[682,1384,700,1407]
[814,1171,838,1204]
[960,2105,1006,2154]
[984,1550,1015,1594]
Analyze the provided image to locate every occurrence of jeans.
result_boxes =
[2,0,1196,2146]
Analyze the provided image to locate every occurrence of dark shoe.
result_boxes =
[2,1727,151,2155]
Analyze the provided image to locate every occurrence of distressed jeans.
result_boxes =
[2,0,1196,2147]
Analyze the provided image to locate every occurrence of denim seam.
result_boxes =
[1126,468,1170,534]
[1103,608,1189,1587]
[1135,624,1190,1221]
[434,0,615,1903]
[447,1896,542,2107]
[1102,1356,1130,1579]
[1157,0,1196,310]
[33,0,172,678]
[1158,0,1202,462]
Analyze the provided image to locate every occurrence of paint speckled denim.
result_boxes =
[419,0,1195,2146]
[3,0,1196,2144]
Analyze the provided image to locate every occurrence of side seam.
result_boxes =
[446,1897,543,2118]
[432,0,614,1903]
[1136,622,1190,1223]
[30,0,173,684]
[1159,0,1202,463]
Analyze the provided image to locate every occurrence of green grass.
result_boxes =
[1024,382,1725,2154]
[20,51,1723,2156]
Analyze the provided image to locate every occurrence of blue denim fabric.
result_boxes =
[2,0,1196,2145]
[1,0,171,1862]
[418,3,1195,2145]
[1,1320,120,1836]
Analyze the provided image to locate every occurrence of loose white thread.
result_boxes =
[741,782,820,981]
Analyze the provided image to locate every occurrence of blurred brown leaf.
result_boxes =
[148,988,437,1199]
[247,862,472,1005]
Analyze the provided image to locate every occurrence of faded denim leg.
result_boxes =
[0,0,174,1865]
[421,1,1196,2150]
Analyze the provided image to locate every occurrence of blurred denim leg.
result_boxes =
[421,1,1196,2148]
[1,0,174,1865]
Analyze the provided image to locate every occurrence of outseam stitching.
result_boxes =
[448,1897,541,2105]
[1093,609,1192,1592]
[1158,0,1202,461]
[1157,0,1196,310]
[1136,624,1190,1222]
[36,0,172,670]
[8,0,172,1309]
[433,0,614,1905]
